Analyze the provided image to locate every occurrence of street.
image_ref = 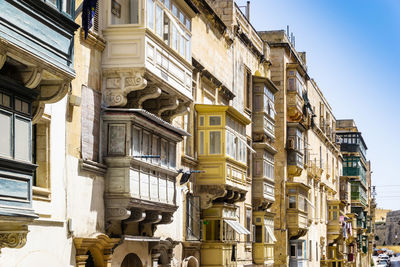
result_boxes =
[374,256,400,266]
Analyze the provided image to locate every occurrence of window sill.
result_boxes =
[79,159,107,175]
[80,28,106,52]
[33,186,51,202]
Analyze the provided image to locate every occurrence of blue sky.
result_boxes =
[235,0,400,210]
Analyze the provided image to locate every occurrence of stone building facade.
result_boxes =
[0,1,375,267]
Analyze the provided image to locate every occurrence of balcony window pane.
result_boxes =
[199,131,204,155]
[62,0,72,15]
[15,117,31,162]
[130,0,139,23]
[156,5,163,36]
[171,24,178,50]
[185,18,191,30]
[147,0,155,30]
[290,245,296,257]
[209,131,221,154]
[164,0,170,9]
[289,196,296,208]
[169,142,176,168]
[297,243,303,257]
[132,127,141,156]
[185,35,191,61]
[180,34,185,57]
[0,111,12,157]
[161,139,168,166]
[209,116,221,126]
[172,3,178,16]
[142,131,150,161]
[152,135,160,164]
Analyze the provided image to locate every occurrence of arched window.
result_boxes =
[121,253,142,267]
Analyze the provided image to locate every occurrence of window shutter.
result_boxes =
[81,85,101,162]
[93,0,100,33]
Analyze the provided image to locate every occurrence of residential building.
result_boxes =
[0,0,78,265]
[188,1,278,266]
[336,119,373,267]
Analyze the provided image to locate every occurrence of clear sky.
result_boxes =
[235,0,400,210]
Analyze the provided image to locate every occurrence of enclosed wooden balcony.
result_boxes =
[201,204,250,267]
[252,75,278,142]
[286,67,306,122]
[287,123,305,178]
[327,200,346,243]
[252,211,276,265]
[287,182,310,239]
[102,108,189,235]
[101,0,197,121]
[252,144,276,209]
[350,182,367,207]
[194,104,251,207]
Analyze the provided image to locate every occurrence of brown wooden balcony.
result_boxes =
[287,91,304,122]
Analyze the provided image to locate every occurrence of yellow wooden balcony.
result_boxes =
[287,91,304,122]
[253,243,274,265]
[195,105,251,196]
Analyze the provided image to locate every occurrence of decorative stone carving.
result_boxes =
[125,209,146,223]
[157,96,179,117]
[127,86,162,109]
[106,208,131,221]
[197,185,227,210]
[0,232,27,250]
[157,212,174,225]
[103,69,147,107]
[22,67,43,89]
[74,234,120,267]
[142,211,162,224]
[163,101,191,123]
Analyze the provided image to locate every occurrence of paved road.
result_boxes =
[374,256,400,266]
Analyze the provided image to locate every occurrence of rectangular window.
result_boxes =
[289,196,296,208]
[111,0,139,24]
[171,3,178,16]
[209,116,221,126]
[169,142,176,168]
[156,4,163,36]
[147,0,155,30]
[0,111,12,157]
[290,245,296,257]
[131,127,141,156]
[161,139,168,166]
[244,68,252,110]
[246,208,252,243]
[185,34,191,61]
[209,131,221,154]
[142,131,151,161]
[171,24,178,50]
[14,117,31,162]
[180,34,185,57]
[152,135,160,164]
[199,131,204,155]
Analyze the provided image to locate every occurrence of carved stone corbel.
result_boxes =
[142,211,162,224]
[0,231,28,250]
[162,101,191,123]
[124,209,146,223]
[157,212,174,225]
[197,185,227,210]
[157,96,179,117]
[128,86,162,108]
[22,67,43,89]
[106,208,131,221]
[103,69,147,107]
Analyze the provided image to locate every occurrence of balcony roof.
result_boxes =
[195,104,251,125]
[103,108,190,137]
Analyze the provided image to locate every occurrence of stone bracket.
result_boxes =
[0,231,28,250]
[106,207,131,222]
[103,69,148,107]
